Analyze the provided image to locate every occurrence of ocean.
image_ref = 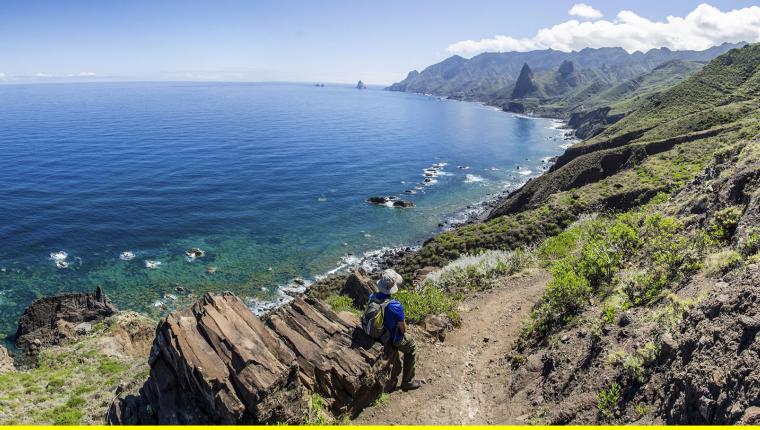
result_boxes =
[0,82,568,339]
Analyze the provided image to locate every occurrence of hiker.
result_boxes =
[362,269,422,391]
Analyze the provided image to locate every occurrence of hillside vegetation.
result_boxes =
[357,43,760,424]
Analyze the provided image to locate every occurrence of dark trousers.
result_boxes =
[392,334,416,385]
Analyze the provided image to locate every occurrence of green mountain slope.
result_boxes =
[387,45,760,424]
[389,43,742,135]
[388,44,741,99]
[489,59,705,120]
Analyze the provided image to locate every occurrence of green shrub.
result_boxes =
[396,286,461,326]
[371,392,390,407]
[304,393,330,425]
[620,214,702,306]
[619,268,669,306]
[654,294,695,334]
[98,357,128,375]
[518,259,591,346]
[703,249,742,276]
[577,218,639,287]
[327,295,360,315]
[608,343,658,383]
[538,228,582,266]
[739,227,760,256]
[597,382,622,419]
[602,305,616,325]
[708,206,743,242]
[51,407,83,425]
[545,259,593,318]
[425,249,534,292]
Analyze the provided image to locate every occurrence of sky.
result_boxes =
[0,0,758,85]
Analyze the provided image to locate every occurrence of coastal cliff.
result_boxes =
[3,44,760,425]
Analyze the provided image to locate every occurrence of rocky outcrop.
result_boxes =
[659,265,760,424]
[0,345,14,372]
[557,60,578,87]
[340,269,375,309]
[511,63,537,99]
[14,286,117,355]
[356,80,367,90]
[504,101,526,113]
[567,107,625,140]
[109,292,395,424]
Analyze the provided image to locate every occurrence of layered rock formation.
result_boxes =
[109,292,395,424]
[15,286,117,354]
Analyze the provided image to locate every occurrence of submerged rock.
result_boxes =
[366,196,414,208]
[120,251,135,261]
[185,247,205,259]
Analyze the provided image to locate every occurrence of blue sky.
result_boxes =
[0,1,757,84]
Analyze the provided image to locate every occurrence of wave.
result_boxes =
[244,245,419,317]
[464,174,484,183]
[50,251,68,262]
[120,251,135,261]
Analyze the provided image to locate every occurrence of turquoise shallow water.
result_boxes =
[0,82,567,339]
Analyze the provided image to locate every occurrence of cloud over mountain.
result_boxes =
[568,3,603,20]
[448,3,760,56]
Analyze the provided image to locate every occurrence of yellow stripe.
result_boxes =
[1,426,746,429]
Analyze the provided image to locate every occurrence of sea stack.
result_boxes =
[356,80,366,90]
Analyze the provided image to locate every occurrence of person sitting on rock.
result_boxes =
[370,269,422,391]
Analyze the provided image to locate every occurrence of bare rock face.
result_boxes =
[413,266,439,286]
[659,266,760,423]
[0,345,14,372]
[15,286,117,354]
[339,269,375,309]
[420,314,452,341]
[109,292,395,424]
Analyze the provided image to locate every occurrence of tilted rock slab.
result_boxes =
[109,292,394,424]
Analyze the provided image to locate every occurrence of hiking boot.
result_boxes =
[401,380,422,391]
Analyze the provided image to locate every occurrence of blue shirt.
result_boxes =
[371,292,405,344]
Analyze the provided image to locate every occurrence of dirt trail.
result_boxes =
[354,269,550,425]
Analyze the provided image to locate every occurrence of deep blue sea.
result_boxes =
[0,82,568,339]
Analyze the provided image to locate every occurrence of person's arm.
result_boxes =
[398,320,407,333]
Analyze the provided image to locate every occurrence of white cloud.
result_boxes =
[34,72,52,78]
[0,73,6,80]
[77,72,96,77]
[569,3,602,20]
[448,3,760,56]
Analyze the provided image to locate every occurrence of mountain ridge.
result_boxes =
[389,43,744,97]
[387,43,746,127]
